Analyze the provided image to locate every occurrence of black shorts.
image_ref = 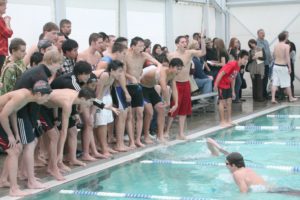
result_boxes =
[111,86,129,110]
[39,106,55,131]
[218,88,232,100]
[17,105,38,144]
[142,86,162,106]
[127,84,144,108]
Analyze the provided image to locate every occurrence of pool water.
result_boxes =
[25,106,300,200]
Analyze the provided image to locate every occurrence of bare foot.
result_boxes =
[27,180,46,189]
[114,145,129,152]
[47,168,65,181]
[81,154,97,162]
[289,97,298,102]
[102,152,113,158]
[34,159,47,168]
[58,162,71,173]
[163,134,170,139]
[128,143,137,150]
[144,138,154,144]
[91,152,110,159]
[176,135,187,140]
[69,159,86,167]
[0,180,10,188]
[271,100,278,104]
[108,137,117,144]
[18,174,28,181]
[156,137,167,145]
[108,148,118,154]
[220,122,230,127]
[135,140,146,147]
[9,188,31,197]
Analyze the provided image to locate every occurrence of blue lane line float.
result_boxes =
[140,160,300,173]
[196,140,300,146]
[59,189,217,200]
[267,115,300,119]
[235,125,300,131]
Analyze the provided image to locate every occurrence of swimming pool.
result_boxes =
[24,105,300,200]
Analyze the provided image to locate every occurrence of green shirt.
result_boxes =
[0,59,26,95]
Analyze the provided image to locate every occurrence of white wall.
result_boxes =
[228,4,300,95]
[65,0,118,51]
[127,0,165,47]
[7,0,53,48]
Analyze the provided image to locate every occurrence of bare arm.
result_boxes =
[117,72,131,102]
[10,112,20,141]
[95,73,109,100]
[190,37,206,57]
[214,71,225,90]
[286,46,291,72]
[159,69,169,105]
[169,79,178,114]
[143,52,162,68]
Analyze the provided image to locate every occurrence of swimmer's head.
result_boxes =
[32,80,52,104]
[226,152,245,168]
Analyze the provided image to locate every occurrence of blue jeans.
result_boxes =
[195,78,212,94]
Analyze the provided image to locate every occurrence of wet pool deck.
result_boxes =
[0,98,297,199]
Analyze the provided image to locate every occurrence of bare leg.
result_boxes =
[126,107,137,148]
[143,103,154,144]
[155,102,166,142]
[67,127,86,166]
[177,115,187,140]
[95,125,112,157]
[0,157,9,188]
[271,86,278,103]
[23,140,45,189]
[226,98,233,125]
[46,128,65,181]
[6,146,31,196]
[115,110,131,152]
[164,117,174,139]
[107,122,115,144]
[34,136,47,167]
[218,100,227,127]
[285,87,297,102]
[81,109,97,162]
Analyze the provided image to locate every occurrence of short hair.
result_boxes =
[62,39,78,54]
[238,49,249,59]
[37,39,53,51]
[32,80,52,95]
[188,40,199,50]
[115,37,128,44]
[30,52,44,67]
[43,22,59,32]
[175,36,186,44]
[87,73,98,84]
[107,60,124,72]
[78,87,96,99]
[248,39,257,48]
[88,33,102,46]
[193,32,200,39]
[226,152,245,168]
[144,39,151,49]
[130,37,144,47]
[278,31,288,42]
[99,32,109,41]
[74,61,92,76]
[42,49,63,65]
[169,58,183,68]
[112,42,127,54]
[257,28,264,34]
[59,19,71,28]
[9,38,26,54]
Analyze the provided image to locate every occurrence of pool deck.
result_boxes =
[0,98,298,199]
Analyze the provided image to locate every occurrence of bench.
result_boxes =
[190,92,218,111]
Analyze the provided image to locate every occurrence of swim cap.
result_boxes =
[32,80,52,94]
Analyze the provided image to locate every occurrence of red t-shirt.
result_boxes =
[216,61,240,89]
[0,17,13,56]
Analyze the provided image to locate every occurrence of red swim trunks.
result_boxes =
[169,81,192,117]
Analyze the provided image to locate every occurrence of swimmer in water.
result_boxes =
[206,139,300,196]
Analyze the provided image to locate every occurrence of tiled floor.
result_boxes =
[0,97,293,198]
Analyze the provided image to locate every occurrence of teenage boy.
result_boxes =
[214,50,249,127]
